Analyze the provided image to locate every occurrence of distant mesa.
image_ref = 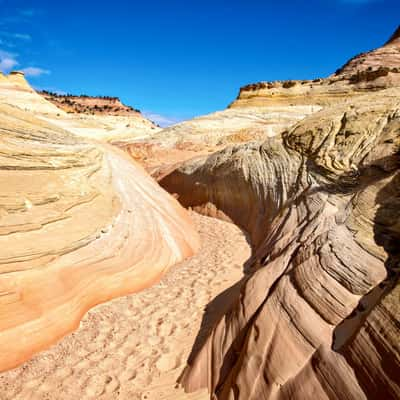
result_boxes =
[39,90,144,117]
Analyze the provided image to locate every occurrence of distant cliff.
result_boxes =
[39,91,143,116]
[231,25,400,108]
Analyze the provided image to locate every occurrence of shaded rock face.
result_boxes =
[0,101,200,372]
[160,90,400,399]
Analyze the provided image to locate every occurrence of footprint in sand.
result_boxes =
[155,353,178,372]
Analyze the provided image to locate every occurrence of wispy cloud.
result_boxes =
[142,111,185,127]
[0,49,50,77]
[18,9,37,18]
[0,49,18,72]
[20,67,50,77]
[12,33,31,40]
[0,31,31,41]
[0,7,40,25]
[0,7,49,77]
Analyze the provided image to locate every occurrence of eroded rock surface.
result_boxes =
[231,26,400,109]
[0,71,160,143]
[0,99,199,372]
[120,105,319,180]
[160,89,400,399]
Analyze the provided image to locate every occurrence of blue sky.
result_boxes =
[0,0,398,125]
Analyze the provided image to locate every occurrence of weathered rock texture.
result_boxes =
[124,27,400,180]
[0,71,63,114]
[0,72,160,143]
[39,91,142,116]
[148,106,319,148]
[0,98,199,372]
[122,106,320,180]
[160,89,400,399]
[231,26,400,109]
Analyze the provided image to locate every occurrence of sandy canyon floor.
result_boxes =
[0,213,251,400]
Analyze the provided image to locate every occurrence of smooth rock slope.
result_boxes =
[0,71,159,143]
[0,99,199,372]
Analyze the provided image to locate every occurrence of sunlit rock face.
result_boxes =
[38,90,161,143]
[160,89,400,399]
[147,106,319,148]
[0,99,200,372]
[119,106,318,180]
[335,25,400,79]
[231,26,400,110]
[0,71,63,114]
[125,26,400,180]
[0,71,160,143]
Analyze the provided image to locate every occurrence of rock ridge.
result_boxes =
[160,89,400,399]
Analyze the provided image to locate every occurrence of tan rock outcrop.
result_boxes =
[147,106,319,148]
[39,91,143,116]
[0,100,199,372]
[0,72,160,143]
[160,89,400,399]
[121,105,320,179]
[231,26,400,109]
[7,71,32,89]
[0,71,63,114]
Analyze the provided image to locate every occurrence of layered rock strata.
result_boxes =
[147,106,319,148]
[39,91,143,116]
[231,26,400,109]
[160,89,400,399]
[0,101,199,372]
[0,72,160,143]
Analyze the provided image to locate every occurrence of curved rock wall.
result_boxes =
[160,89,400,399]
[0,103,200,372]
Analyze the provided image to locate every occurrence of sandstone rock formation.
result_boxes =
[160,89,400,399]
[231,26,400,109]
[0,71,160,143]
[121,103,319,180]
[124,26,400,181]
[147,106,319,148]
[39,91,143,116]
[0,98,199,372]
[0,71,63,114]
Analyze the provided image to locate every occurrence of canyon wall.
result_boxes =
[160,89,400,399]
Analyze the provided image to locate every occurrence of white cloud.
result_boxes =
[142,111,185,127]
[20,67,50,77]
[0,49,18,72]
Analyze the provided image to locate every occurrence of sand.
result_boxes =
[0,213,251,400]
